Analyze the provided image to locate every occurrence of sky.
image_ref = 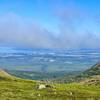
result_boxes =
[0,0,100,49]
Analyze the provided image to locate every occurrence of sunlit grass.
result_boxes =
[0,77,100,100]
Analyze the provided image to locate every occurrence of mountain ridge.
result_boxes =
[53,62,100,84]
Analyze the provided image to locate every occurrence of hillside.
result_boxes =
[80,75,100,85]
[81,62,100,77]
[78,62,100,85]
[53,62,100,83]
[0,69,14,81]
[0,69,100,99]
[75,62,100,82]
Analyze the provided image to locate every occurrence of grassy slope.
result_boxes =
[53,62,100,83]
[0,70,100,100]
[81,62,100,77]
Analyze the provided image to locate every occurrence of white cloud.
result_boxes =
[0,11,100,49]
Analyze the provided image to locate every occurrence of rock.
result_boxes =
[38,84,46,89]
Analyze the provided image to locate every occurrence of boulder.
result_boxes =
[38,84,46,89]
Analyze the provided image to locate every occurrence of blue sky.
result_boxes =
[0,0,99,32]
[0,0,100,49]
[0,0,59,32]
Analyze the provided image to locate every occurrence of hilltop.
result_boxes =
[0,65,100,100]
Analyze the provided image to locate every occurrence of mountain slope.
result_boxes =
[82,62,100,77]
[76,62,100,82]
[0,69,14,81]
[53,62,100,84]
[78,63,100,85]
[0,68,100,99]
[80,75,100,85]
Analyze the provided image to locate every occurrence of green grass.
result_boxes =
[0,69,100,100]
[0,76,100,100]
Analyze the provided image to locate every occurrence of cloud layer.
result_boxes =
[0,13,56,48]
[0,3,100,49]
